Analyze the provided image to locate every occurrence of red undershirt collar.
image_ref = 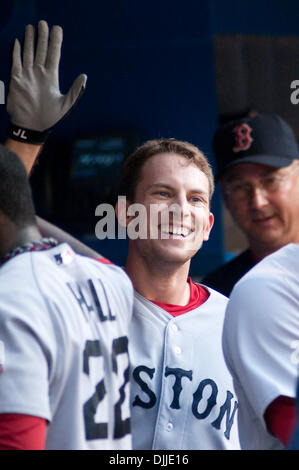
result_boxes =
[150,277,210,317]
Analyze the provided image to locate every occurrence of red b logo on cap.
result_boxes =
[232,123,253,153]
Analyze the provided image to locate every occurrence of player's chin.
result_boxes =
[157,239,199,261]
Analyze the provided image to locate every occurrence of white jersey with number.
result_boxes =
[0,243,133,450]
[222,243,299,450]
[129,286,240,450]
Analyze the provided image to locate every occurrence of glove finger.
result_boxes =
[11,39,22,76]
[35,20,49,66]
[45,25,63,71]
[63,73,87,110]
[23,24,34,68]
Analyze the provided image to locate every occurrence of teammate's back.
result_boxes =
[0,243,133,449]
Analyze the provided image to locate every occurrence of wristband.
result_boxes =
[7,124,51,145]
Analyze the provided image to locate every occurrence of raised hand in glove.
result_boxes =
[7,20,87,144]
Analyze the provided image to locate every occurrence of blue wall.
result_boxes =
[211,0,299,35]
[1,0,299,274]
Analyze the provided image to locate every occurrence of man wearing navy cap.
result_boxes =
[203,113,299,296]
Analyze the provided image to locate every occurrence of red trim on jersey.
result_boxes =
[94,256,114,265]
[0,414,47,450]
[151,278,210,316]
[264,396,297,447]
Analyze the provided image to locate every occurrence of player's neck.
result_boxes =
[249,240,283,263]
[0,224,42,260]
[125,249,191,305]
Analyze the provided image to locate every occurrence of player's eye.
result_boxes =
[231,183,247,192]
[155,190,170,197]
[262,176,279,191]
[190,195,207,205]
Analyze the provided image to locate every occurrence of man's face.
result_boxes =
[221,161,299,253]
[127,152,214,266]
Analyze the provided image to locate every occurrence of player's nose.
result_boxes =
[173,193,190,217]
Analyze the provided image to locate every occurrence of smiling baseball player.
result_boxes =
[117,140,240,450]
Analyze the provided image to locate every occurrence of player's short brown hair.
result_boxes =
[119,138,215,204]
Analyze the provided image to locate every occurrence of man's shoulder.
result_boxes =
[225,245,299,331]
[30,242,131,285]
[0,254,49,324]
[254,243,299,274]
[0,250,38,288]
[232,243,299,296]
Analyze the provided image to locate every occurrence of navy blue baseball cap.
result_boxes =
[213,113,299,179]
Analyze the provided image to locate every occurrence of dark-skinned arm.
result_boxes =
[36,216,103,259]
[4,139,42,174]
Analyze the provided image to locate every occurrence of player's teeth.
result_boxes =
[160,225,190,237]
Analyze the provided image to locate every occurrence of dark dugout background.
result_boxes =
[0,0,298,276]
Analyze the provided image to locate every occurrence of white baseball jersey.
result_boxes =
[0,243,133,450]
[223,243,299,450]
[129,286,240,450]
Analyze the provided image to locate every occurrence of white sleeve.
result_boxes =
[0,286,57,420]
[223,275,298,420]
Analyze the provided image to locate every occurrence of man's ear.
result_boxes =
[115,196,133,228]
[203,211,214,241]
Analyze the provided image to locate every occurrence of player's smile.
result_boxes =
[251,211,277,225]
[159,224,193,239]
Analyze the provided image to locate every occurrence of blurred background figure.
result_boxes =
[203,113,299,295]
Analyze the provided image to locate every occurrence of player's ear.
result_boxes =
[115,196,132,228]
[203,211,214,241]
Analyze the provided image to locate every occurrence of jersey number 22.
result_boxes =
[83,337,130,440]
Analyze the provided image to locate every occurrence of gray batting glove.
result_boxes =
[7,20,87,144]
